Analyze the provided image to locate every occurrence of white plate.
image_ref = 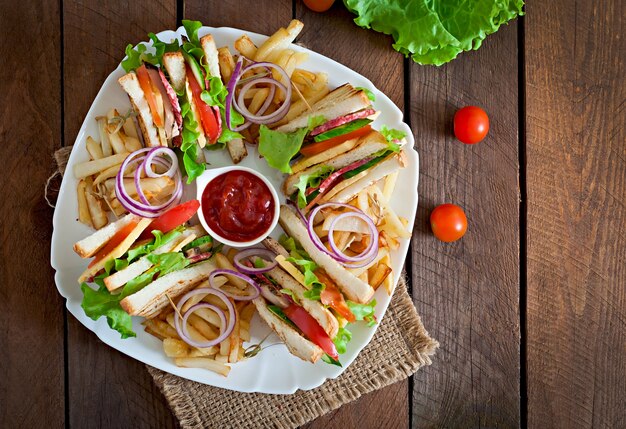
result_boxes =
[51,25,419,394]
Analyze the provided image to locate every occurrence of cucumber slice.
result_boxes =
[313,118,372,142]
[182,51,205,91]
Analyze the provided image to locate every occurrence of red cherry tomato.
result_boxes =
[303,0,335,12]
[454,106,489,144]
[430,204,467,243]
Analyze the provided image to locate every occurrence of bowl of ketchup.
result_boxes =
[195,166,280,248]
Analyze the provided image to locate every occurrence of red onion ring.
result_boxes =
[233,248,278,274]
[328,211,378,267]
[306,203,379,267]
[174,288,235,348]
[225,57,244,131]
[209,269,260,301]
[115,147,182,218]
[225,59,292,130]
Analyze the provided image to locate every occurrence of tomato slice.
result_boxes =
[300,125,371,157]
[283,304,338,359]
[185,64,220,144]
[88,221,139,268]
[139,200,200,240]
[136,65,164,128]
[317,270,355,323]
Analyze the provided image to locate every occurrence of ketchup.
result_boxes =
[201,170,275,242]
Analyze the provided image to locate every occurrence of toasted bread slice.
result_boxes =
[103,227,202,291]
[279,206,375,304]
[253,297,324,363]
[275,84,371,133]
[73,214,140,258]
[283,130,390,195]
[162,52,186,93]
[331,150,406,204]
[265,266,339,338]
[77,218,153,283]
[118,73,161,147]
[120,259,216,318]
[200,34,221,78]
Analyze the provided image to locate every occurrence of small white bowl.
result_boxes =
[195,166,280,248]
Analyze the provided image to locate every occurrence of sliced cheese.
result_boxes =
[275,255,307,288]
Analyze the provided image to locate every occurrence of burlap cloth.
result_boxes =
[52,146,438,429]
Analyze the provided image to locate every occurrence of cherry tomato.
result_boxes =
[430,204,467,243]
[302,0,335,12]
[453,106,489,144]
[139,200,201,240]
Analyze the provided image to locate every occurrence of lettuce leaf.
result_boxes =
[121,43,158,72]
[347,300,377,326]
[333,326,353,354]
[258,116,327,174]
[258,126,309,174]
[179,97,205,183]
[293,165,333,208]
[80,252,190,339]
[81,283,136,339]
[344,0,524,66]
[380,125,406,152]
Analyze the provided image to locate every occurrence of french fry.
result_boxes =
[188,313,219,340]
[234,34,257,59]
[77,180,92,227]
[215,253,247,289]
[107,128,127,154]
[86,136,104,160]
[166,313,217,355]
[122,134,142,152]
[248,88,270,114]
[350,247,389,276]
[228,313,240,363]
[381,254,394,295]
[239,324,250,342]
[255,20,304,62]
[163,338,190,357]
[193,306,224,329]
[239,303,256,324]
[73,153,127,179]
[218,47,235,83]
[97,116,113,157]
[214,354,228,364]
[85,191,108,229]
[226,248,239,264]
[220,336,230,357]
[123,116,138,139]
[115,177,174,199]
[144,318,180,339]
[383,172,398,202]
[358,270,369,285]
[369,262,392,290]
[174,357,231,377]
[93,164,122,187]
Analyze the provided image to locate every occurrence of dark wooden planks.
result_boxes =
[0,1,65,427]
[525,1,626,427]
[63,1,177,427]
[294,4,408,429]
[410,23,521,427]
[185,0,292,34]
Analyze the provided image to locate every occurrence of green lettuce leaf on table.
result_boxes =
[344,0,524,65]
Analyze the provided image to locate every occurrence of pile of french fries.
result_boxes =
[143,251,258,377]
[74,109,177,229]
[218,20,330,143]
[311,172,411,295]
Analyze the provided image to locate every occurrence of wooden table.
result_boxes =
[2,1,624,427]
